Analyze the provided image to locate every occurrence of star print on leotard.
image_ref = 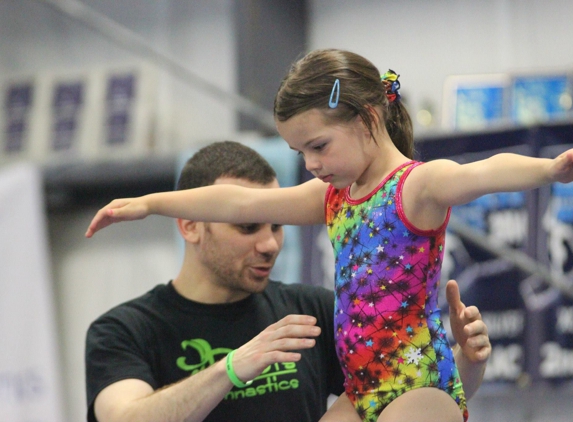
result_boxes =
[325,161,467,422]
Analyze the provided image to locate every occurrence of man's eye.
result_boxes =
[238,224,259,233]
[271,224,283,232]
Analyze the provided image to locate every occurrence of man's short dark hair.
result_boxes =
[176,141,277,190]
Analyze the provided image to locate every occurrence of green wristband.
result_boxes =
[225,349,253,388]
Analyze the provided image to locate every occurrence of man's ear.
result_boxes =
[176,218,201,243]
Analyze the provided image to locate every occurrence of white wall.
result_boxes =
[49,209,180,421]
[0,164,65,422]
[309,0,573,135]
[0,0,237,152]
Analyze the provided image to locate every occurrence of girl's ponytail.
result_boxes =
[386,101,414,159]
[381,70,414,159]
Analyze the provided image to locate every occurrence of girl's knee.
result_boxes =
[377,388,464,422]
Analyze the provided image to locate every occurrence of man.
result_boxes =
[85,141,491,422]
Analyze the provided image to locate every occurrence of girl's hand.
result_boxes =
[85,197,151,238]
[551,149,573,184]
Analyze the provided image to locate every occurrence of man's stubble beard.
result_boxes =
[201,225,271,295]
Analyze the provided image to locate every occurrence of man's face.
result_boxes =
[197,177,284,296]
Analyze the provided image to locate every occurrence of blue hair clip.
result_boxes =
[328,79,340,108]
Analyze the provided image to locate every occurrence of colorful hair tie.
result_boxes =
[328,78,340,108]
[381,69,401,103]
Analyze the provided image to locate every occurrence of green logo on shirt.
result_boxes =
[176,338,300,399]
[176,338,230,373]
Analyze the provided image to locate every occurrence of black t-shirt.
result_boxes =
[85,281,344,422]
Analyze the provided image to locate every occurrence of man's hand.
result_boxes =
[446,279,491,399]
[230,314,321,383]
[446,279,491,363]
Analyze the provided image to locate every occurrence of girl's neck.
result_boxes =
[350,137,409,199]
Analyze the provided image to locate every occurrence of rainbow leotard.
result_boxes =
[325,161,467,422]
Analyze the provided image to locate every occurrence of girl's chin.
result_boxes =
[329,179,352,189]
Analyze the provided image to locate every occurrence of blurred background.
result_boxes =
[2,1,573,421]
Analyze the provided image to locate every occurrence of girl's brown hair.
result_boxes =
[274,49,414,158]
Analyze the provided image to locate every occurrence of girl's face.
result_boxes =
[276,108,373,189]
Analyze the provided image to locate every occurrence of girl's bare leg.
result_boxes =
[378,387,464,422]
[319,393,361,422]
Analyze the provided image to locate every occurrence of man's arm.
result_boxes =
[93,314,321,422]
[94,361,230,422]
[446,279,492,399]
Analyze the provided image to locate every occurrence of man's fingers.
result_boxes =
[255,315,320,352]
[239,339,314,376]
[465,320,488,338]
[270,337,317,352]
[446,279,464,313]
[475,347,491,362]
[467,338,492,362]
[270,314,317,329]
[269,351,302,363]
[274,322,321,340]
[234,322,319,380]
[463,305,481,321]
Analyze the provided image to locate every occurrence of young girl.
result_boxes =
[86,49,573,422]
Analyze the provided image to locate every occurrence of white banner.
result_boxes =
[0,163,65,421]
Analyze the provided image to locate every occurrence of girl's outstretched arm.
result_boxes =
[85,178,328,237]
[413,148,573,209]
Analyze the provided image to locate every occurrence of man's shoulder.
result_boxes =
[267,279,333,292]
[265,280,334,303]
[262,281,336,340]
[89,283,167,326]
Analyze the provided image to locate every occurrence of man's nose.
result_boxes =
[255,227,282,255]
